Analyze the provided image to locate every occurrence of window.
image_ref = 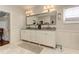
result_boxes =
[63,7,79,23]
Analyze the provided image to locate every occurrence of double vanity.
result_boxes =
[21,11,57,48]
[21,27,56,48]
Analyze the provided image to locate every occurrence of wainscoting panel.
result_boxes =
[57,30,79,49]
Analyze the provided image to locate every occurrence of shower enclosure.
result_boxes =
[0,11,10,46]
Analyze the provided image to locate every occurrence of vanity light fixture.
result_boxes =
[25,8,33,16]
[43,5,56,13]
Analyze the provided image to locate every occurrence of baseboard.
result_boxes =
[21,39,55,49]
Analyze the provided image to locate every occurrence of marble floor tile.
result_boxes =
[0,40,79,54]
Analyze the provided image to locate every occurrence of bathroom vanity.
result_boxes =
[21,11,57,48]
[21,29,56,48]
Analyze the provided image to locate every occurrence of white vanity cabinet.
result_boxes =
[21,30,56,48]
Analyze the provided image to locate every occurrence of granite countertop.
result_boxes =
[25,27,56,31]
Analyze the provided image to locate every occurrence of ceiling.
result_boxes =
[19,5,79,10]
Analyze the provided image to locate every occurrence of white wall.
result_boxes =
[56,7,79,49]
[0,6,26,42]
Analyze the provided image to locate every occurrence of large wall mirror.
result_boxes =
[26,11,57,25]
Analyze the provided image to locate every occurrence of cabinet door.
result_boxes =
[48,31,56,47]
[40,31,51,46]
[39,31,56,47]
[21,30,30,41]
[30,30,37,42]
[34,30,42,44]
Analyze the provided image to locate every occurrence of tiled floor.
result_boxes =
[0,40,79,54]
